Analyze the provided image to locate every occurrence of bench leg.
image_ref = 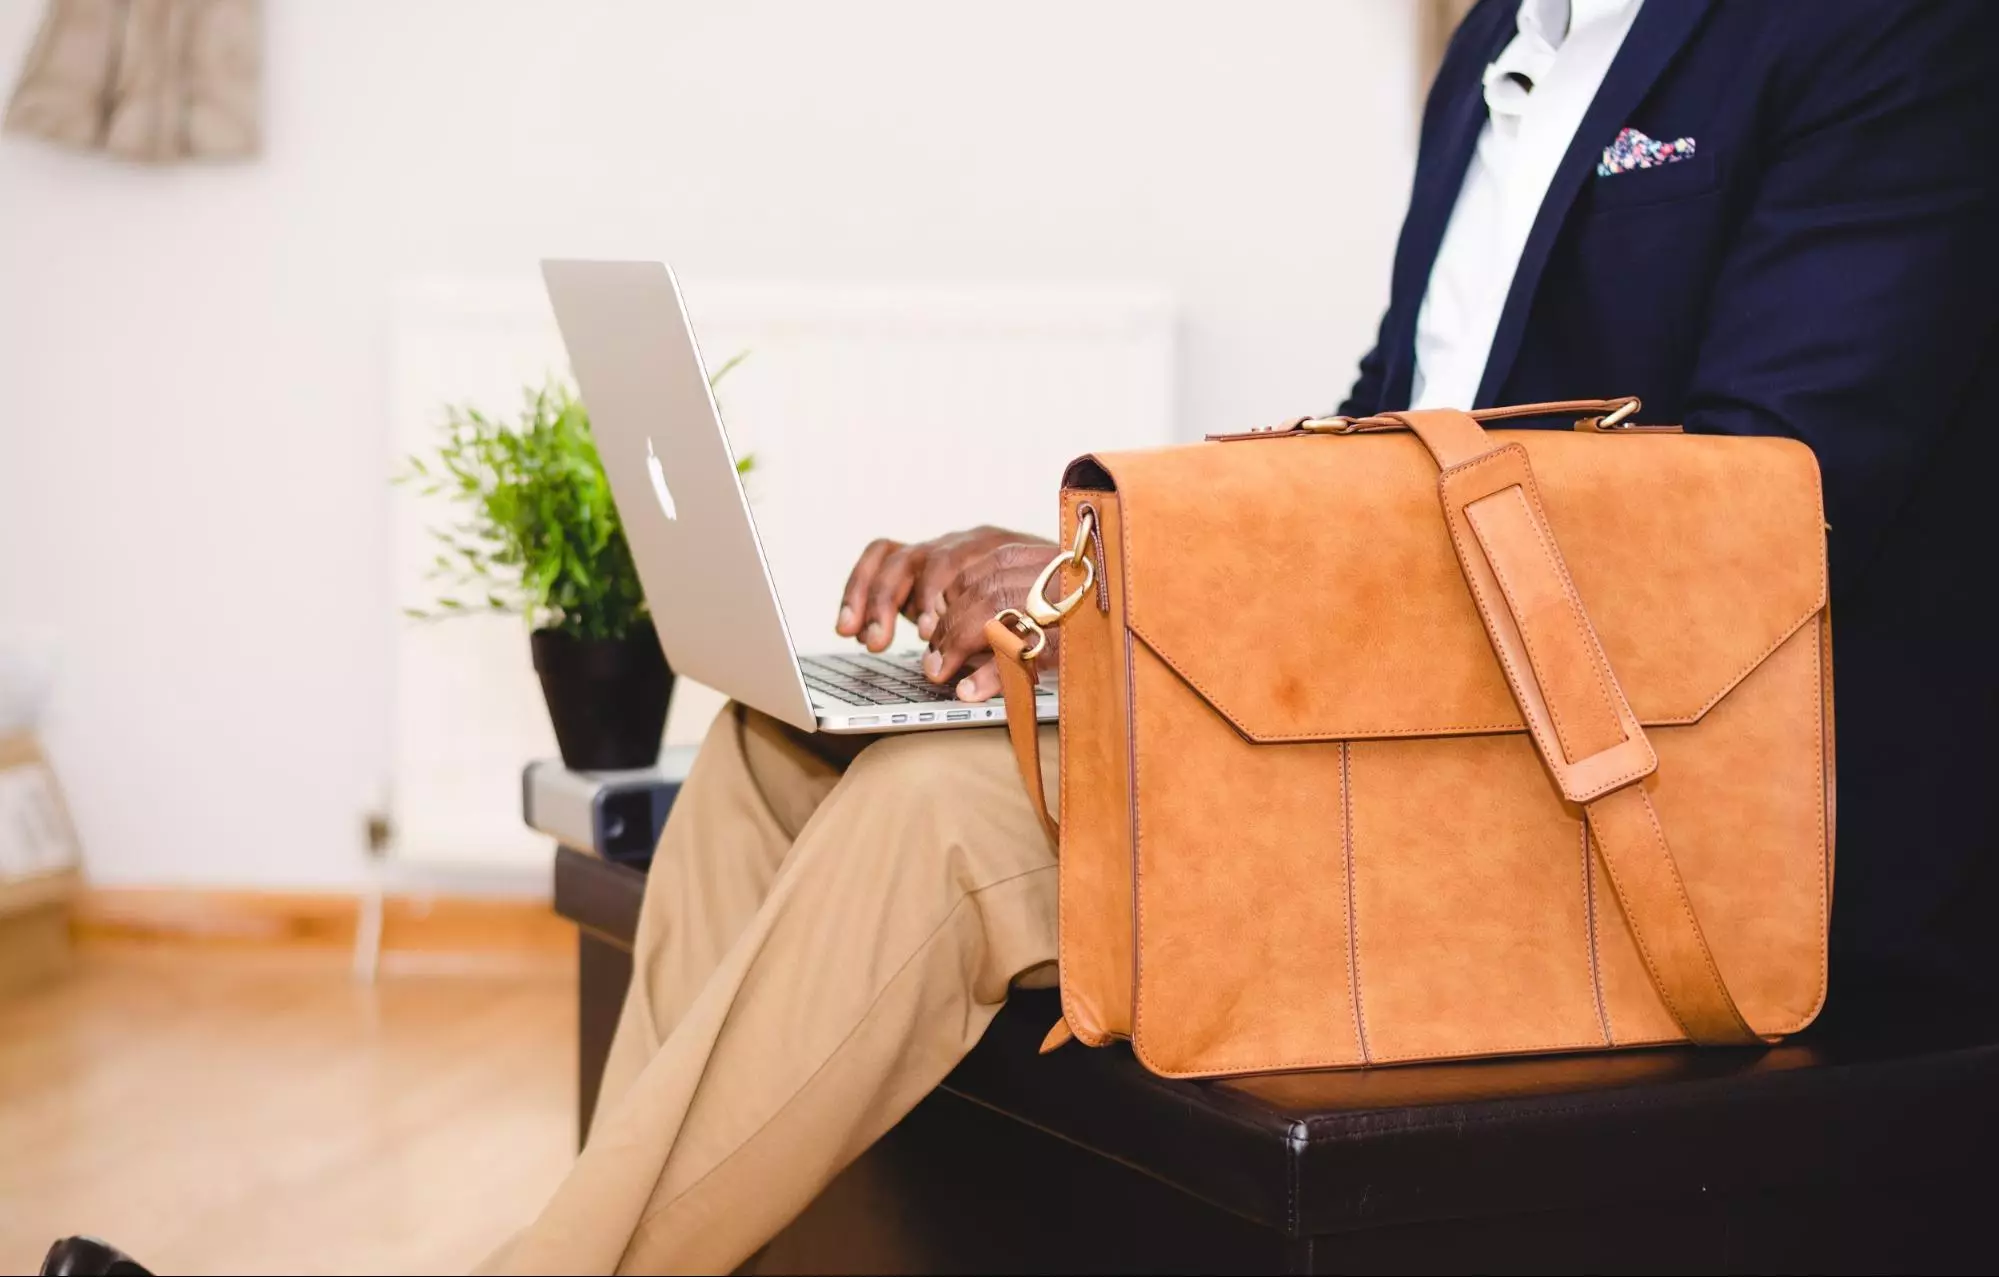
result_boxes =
[576,930,633,1149]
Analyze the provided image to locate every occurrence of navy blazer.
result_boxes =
[1344,0,1999,1006]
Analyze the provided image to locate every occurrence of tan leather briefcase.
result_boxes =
[987,398,1832,1079]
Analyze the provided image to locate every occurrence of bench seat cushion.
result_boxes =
[945,989,1999,1239]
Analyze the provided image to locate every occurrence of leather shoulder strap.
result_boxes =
[1388,409,1762,1046]
[988,617,1058,848]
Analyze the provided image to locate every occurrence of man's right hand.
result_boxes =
[836,526,1053,653]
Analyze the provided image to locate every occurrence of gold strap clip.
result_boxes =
[992,507,1098,660]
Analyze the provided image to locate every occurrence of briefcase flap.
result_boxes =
[1071,428,1826,742]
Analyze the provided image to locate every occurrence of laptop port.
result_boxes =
[918,712,935,722]
[891,714,909,724]
[945,710,972,721]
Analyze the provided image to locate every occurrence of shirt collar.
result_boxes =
[1520,0,1634,50]
[1486,1,1564,122]
[1518,0,1569,49]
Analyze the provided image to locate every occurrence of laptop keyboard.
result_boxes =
[801,651,1049,708]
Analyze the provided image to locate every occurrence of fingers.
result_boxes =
[837,539,901,638]
[845,528,1058,651]
[917,605,944,644]
[925,542,1050,683]
[954,654,1001,702]
[914,527,1000,639]
[862,543,924,651]
[913,553,960,642]
[925,581,995,683]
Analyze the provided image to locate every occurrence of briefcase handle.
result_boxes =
[1206,396,1650,442]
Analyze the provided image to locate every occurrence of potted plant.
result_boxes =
[398,362,748,771]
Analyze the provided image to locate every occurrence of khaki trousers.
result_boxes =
[494,704,1060,1275]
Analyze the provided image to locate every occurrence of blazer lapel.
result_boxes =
[1471,0,1716,408]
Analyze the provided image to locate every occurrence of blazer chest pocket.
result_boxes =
[1586,149,1719,213]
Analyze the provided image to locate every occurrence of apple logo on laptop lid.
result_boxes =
[645,439,678,521]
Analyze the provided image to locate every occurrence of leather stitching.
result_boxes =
[1631,787,1754,1038]
[1515,472,1626,739]
[1565,446,1827,730]
[1622,605,1820,726]
[1582,805,1698,1037]
[1436,445,1730,1042]
[997,644,1056,844]
[1469,488,1607,765]
[1678,451,1831,724]
[1660,624,1827,1039]
[1511,469,1660,798]
[1343,742,1370,1064]
[1583,822,1612,1046]
[1164,696,1795,1054]
[1437,452,1737,1043]
[1134,730,1617,1076]
[1129,562,1156,1063]
[1618,622,1838,1042]
[1127,625,1522,737]
[1119,439,1829,737]
[1513,480,1630,756]
[1290,1082,1821,1144]
[1356,1034,1614,1066]
[1124,621,1142,1044]
[1434,454,1571,782]
[1437,453,1656,804]
[1805,617,1829,1026]
[1078,500,1109,614]
[1144,1030,1620,1078]
[1055,494,1079,1039]
[1054,489,1117,1047]
[1129,645,1366,1077]
[1571,766,1657,805]
[1123,606,1829,738]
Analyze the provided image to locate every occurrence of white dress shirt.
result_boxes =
[1409,0,1645,410]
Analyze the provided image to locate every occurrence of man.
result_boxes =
[44,2,1997,1274]
[498,2,1999,1271]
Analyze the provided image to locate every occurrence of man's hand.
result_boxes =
[836,526,1053,649]
[924,541,1070,701]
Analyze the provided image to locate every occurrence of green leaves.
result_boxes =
[395,357,751,639]
[708,348,751,387]
[395,365,752,640]
[398,381,626,640]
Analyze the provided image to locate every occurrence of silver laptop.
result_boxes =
[541,259,1058,735]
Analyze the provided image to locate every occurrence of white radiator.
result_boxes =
[386,277,1175,871]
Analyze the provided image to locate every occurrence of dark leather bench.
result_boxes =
[554,845,1999,1274]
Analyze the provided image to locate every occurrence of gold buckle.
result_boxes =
[1024,509,1097,626]
[1599,398,1639,428]
[993,608,1048,660]
[1298,415,1358,434]
[994,510,1098,655]
[1025,554,1094,626]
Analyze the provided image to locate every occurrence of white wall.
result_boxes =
[0,0,1419,890]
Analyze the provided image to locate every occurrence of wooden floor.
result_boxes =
[0,944,577,1276]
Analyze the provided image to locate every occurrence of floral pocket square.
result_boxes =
[1597,127,1696,177]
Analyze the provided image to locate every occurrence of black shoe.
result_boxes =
[39,1237,152,1277]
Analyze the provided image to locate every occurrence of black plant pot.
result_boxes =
[530,622,674,772]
